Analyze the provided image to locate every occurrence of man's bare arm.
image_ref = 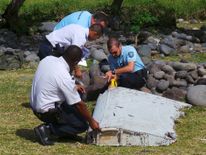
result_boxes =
[115,61,135,75]
[74,101,100,131]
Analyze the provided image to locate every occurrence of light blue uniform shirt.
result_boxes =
[54,11,92,30]
[108,45,145,72]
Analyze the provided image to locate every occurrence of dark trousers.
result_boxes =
[34,102,88,137]
[118,68,147,90]
[38,38,64,60]
[38,37,53,60]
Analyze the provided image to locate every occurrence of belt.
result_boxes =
[32,103,60,117]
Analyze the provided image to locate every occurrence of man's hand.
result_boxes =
[89,118,101,131]
[74,65,82,78]
[75,102,101,132]
[76,84,86,94]
[104,70,115,82]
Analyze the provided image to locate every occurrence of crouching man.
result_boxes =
[105,37,147,90]
[30,45,100,145]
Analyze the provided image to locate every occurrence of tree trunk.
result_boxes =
[2,0,25,30]
[111,0,124,15]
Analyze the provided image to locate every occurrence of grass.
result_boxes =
[0,60,206,154]
[177,21,206,30]
[152,53,206,63]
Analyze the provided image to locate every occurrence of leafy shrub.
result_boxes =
[130,11,158,33]
[117,1,176,33]
[1,0,206,34]
[0,0,10,14]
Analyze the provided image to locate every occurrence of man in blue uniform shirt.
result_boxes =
[105,37,147,90]
[54,11,108,30]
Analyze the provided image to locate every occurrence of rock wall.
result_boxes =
[0,22,206,105]
[0,29,40,69]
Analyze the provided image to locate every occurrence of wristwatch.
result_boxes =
[112,69,115,75]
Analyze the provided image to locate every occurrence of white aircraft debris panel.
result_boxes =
[87,87,191,146]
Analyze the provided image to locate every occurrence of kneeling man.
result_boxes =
[105,37,147,90]
[30,45,99,145]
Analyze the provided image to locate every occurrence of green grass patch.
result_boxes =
[152,53,206,63]
[0,65,206,154]
[177,21,206,30]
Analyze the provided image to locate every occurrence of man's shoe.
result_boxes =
[34,124,54,146]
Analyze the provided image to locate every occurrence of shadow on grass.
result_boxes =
[16,128,86,144]
[21,102,31,109]
[16,128,37,143]
[56,135,86,144]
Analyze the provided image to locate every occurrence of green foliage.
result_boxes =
[118,0,206,33]
[123,0,206,20]
[0,0,206,33]
[161,0,206,19]
[119,1,176,33]
[20,0,111,24]
[0,0,10,13]
[1,0,206,22]
[130,11,158,33]
[0,0,111,33]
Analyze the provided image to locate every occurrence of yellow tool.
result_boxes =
[109,78,117,88]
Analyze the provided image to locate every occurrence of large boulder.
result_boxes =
[160,35,176,48]
[90,48,108,62]
[148,63,163,74]
[187,85,206,106]
[154,71,165,79]
[171,62,197,71]
[196,78,206,85]
[161,65,175,75]
[163,87,187,101]
[39,22,57,32]
[175,71,188,79]
[146,75,158,89]
[159,44,176,56]
[156,80,170,92]
[137,45,152,57]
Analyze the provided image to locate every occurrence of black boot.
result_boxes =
[34,124,54,146]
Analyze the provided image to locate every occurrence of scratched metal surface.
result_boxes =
[89,87,191,146]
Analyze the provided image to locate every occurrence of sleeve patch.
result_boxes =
[128,52,134,58]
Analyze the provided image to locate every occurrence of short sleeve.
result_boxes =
[58,73,81,105]
[127,48,137,62]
